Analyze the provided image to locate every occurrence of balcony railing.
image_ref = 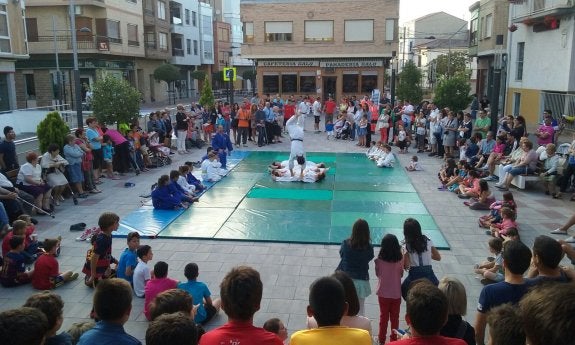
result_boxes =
[34,35,123,50]
[172,48,184,56]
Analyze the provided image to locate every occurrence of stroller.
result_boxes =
[148,131,172,167]
[335,119,351,140]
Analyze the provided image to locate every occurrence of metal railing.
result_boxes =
[541,91,575,130]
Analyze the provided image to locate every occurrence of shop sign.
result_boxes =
[320,60,383,68]
[260,61,319,67]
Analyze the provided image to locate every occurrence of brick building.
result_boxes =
[240,0,399,101]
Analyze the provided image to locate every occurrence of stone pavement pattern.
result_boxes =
[0,116,572,344]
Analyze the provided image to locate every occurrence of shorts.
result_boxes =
[92,149,103,169]
[314,116,320,124]
[202,304,218,325]
[53,275,65,289]
[104,158,112,164]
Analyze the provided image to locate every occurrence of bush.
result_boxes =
[37,111,70,153]
[396,61,423,105]
[433,76,472,111]
[91,76,141,126]
[198,75,214,109]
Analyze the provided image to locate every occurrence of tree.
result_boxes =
[36,111,70,152]
[396,61,423,105]
[433,51,469,79]
[190,70,206,81]
[154,64,180,104]
[433,75,472,111]
[91,76,141,126]
[243,69,256,89]
[198,75,214,108]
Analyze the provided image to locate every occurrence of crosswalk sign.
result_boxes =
[223,67,237,81]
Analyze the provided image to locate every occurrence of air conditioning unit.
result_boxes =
[75,5,83,15]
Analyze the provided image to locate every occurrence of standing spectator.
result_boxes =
[64,134,88,198]
[236,103,251,147]
[102,126,131,175]
[23,291,73,344]
[0,126,19,173]
[75,128,100,194]
[323,96,336,125]
[470,94,479,119]
[85,118,104,185]
[336,218,374,316]
[312,96,322,133]
[78,279,141,345]
[82,212,120,288]
[175,104,190,154]
[144,261,179,320]
[161,111,173,149]
[199,266,283,345]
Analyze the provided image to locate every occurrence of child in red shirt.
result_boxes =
[32,238,79,289]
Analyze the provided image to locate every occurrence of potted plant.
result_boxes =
[509,24,518,32]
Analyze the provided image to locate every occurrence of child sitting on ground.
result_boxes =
[366,141,378,158]
[116,231,140,285]
[474,237,504,284]
[376,145,395,168]
[0,236,33,287]
[184,162,206,194]
[169,170,198,203]
[457,169,481,198]
[177,262,221,325]
[2,219,40,264]
[438,159,458,189]
[151,175,189,210]
[32,238,78,289]
[200,152,224,182]
[263,318,288,344]
[133,245,153,298]
[406,156,423,171]
[144,261,179,320]
[463,180,495,210]
[446,161,470,192]
[479,191,516,228]
[489,207,518,238]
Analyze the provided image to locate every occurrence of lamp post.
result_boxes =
[69,0,83,129]
[52,16,62,110]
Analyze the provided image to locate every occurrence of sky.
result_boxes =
[400,0,477,24]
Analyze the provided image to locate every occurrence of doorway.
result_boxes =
[323,77,336,101]
[0,74,10,111]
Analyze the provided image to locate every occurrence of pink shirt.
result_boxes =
[144,277,178,320]
[537,124,554,146]
[104,128,127,145]
[494,218,518,235]
[374,257,404,299]
[493,142,505,154]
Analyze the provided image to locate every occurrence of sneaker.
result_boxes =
[70,272,79,281]
[550,228,568,235]
[565,236,575,243]
[76,227,96,242]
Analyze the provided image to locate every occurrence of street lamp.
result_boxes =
[70,0,84,129]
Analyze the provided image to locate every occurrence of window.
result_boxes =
[361,73,377,93]
[299,73,315,93]
[0,4,10,53]
[185,9,190,25]
[107,20,121,43]
[244,22,254,43]
[343,73,359,93]
[344,20,373,42]
[513,92,521,116]
[470,18,478,45]
[127,24,139,46]
[172,37,183,56]
[265,21,292,42]
[203,40,212,59]
[201,15,211,35]
[193,39,198,55]
[281,74,297,93]
[24,74,36,100]
[304,20,333,42]
[516,42,524,80]
[145,31,156,48]
[186,38,191,54]
[484,14,493,38]
[172,6,182,25]
[479,17,484,39]
[219,27,229,42]
[25,18,38,42]
[192,11,197,26]
[263,74,279,93]
[158,32,168,50]
[385,19,397,41]
[157,1,166,20]
[144,0,153,15]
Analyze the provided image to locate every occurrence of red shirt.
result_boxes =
[325,100,336,114]
[284,104,295,119]
[200,320,283,345]
[32,253,59,290]
[392,335,466,345]
[2,228,33,257]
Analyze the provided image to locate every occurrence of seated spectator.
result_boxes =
[32,238,78,289]
[0,307,48,345]
[469,132,495,167]
[475,135,506,171]
[151,175,188,210]
[133,245,153,298]
[306,271,372,335]
[463,180,495,210]
[438,277,476,345]
[78,278,141,345]
[496,140,538,191]
[149,289,195,321]
[146,312,199,345]
[393,281,466,345]
[0,236,33,287]
[538,144,560,197]
[66,321,95,345]
[16,151,52,215]
[199,266,283,345]
[2,219,38,263]
[178,262,221,325]
[474,237,504,284]
[486,304,525,345]
[23,291,73,344]
[519,282,575,345]
[438,159,458,189]
[405,156,423,171]
[40,143,69,206]
[526,235,574,283]
[478,192,516,229]
[116,231,140,285]
[144,261,178,320]
[488,207,517,238]
[82,212,119,288]
[458,170,481,199]
[290,276,371,345]
[263,318,288,344]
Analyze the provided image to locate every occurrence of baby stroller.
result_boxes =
[335,120,351,140]
[148,131,172,167]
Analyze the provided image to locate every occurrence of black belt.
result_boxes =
[291,139,303,142]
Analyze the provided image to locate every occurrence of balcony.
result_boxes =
[30,35,123,53]
[511,0,575,22]
[172,47,184,56]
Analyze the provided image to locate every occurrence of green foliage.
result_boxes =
[198,75,214,108]
[433,75,472,111]
[396,61,423,104]
[92,76,141,125]
[36,111,70,153]
[153,64,180,83]
[242,69,256,83]
[190,70,206,81]
[433,52,469,79]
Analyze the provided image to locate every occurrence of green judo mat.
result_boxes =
[159,151,450,249]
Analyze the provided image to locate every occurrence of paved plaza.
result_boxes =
[0,116,572,343]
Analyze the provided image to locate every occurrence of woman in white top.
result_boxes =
[40,143,69,206]
[306,271,372,335]
[16,151,52,214]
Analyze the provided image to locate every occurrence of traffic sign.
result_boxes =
[223,67,237,81]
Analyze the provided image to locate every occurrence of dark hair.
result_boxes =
[502,192,515,203]
[0,307,48,345]
[47,143,60,153]
[488,237,503,253]
[154,261,169,278]
[98,212,120,230]
[405,282,447,336]
[468,170,479,178]
[102,134,111,143]
[296,155,306,165]
[137,245,152,259]
[3,126,13,136]
[169,170,180,180]
[220,266,262,320]
[42,238,60,253]
[487,304,525,345]
[502,240,532,275]
[9,235,24,250]
[404,218,428,254]
[93,278,133,321]
[349,218,371,249]
[146,312,198,345]
[331,271,360,316]
[309,276,346,326]
[158,175,170,187]
[532,235,563,269]
[184,262,199,280]
[149,289,194,321]
[127,231,140,243]
[378,234,403,263]
[262,318,281,334]
[74,128,85,138]
[23,291,64,333]
[479,180,489,193]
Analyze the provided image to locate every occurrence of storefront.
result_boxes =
[256,58,386,101]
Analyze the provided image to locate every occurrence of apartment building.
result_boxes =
[240,0,399,101]
[0,0,28,111]
[506,0,575,124]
